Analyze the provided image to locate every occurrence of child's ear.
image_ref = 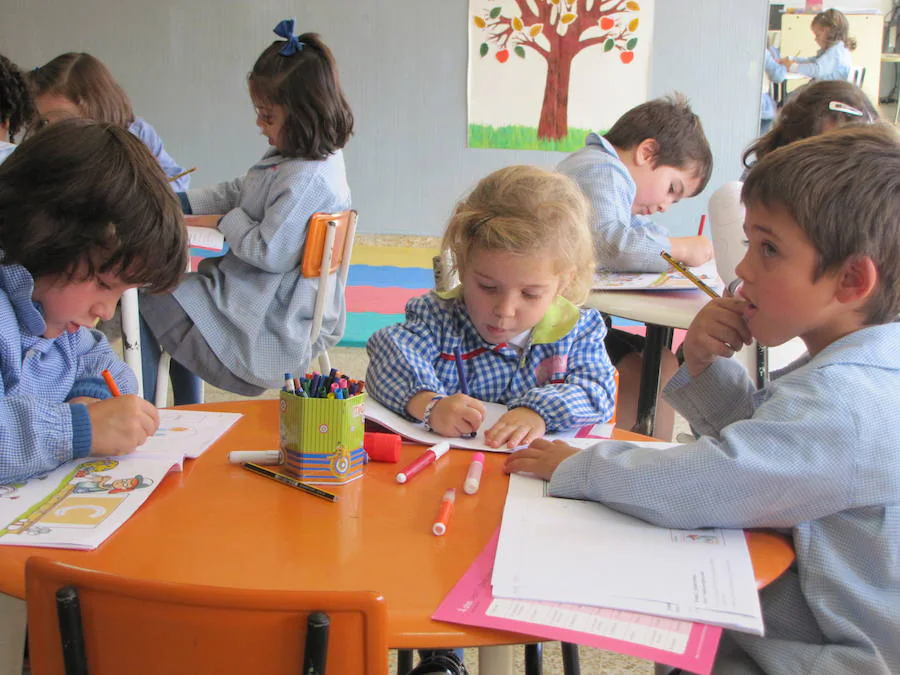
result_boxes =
[835,256,878,305]
[634,138,659,167]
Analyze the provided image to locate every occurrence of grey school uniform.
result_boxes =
[143,148,350,390]
[550,323,900,674]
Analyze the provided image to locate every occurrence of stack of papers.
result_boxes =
[0,410,241,550]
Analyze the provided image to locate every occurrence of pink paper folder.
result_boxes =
[433,531,722,674]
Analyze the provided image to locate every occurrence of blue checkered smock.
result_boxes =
[0,263,135,483]
[558,133,672,272]
[174,148,350,388]
[365,291,616,432]
[551,323,900,674]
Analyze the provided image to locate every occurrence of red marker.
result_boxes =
[395,441,451,484]
[697,214,706,237]
[432,488,456,536]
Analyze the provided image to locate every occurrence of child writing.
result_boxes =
[0,119,189,484]
[138,20,353,405]
[366,165,617,450]
[29,52,192,190]
[771,9,856,83]
[557,93,713,439]
[0,54,33,164]
[506,125,900,673]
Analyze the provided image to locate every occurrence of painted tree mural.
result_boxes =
[473,0,642,140]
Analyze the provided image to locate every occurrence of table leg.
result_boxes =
[478,645,515,675]
[0,593,25,675]
[634,325,673,437]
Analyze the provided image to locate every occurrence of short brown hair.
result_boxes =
[29,52,134,128]
[743,80,878,168]
[0,119,187,292]
[442,165,595,304]
[742,124,900,324]
[249,33,353,160]
[0,54,35,141]
[812,9,857,51]
[604,92,713,195]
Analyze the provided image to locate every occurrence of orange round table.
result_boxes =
[0,400,794,649]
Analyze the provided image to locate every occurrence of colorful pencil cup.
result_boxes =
[279,391,367,485]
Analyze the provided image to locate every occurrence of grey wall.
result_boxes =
[2,0,767,238]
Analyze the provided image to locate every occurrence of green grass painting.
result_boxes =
[467,124,603,152]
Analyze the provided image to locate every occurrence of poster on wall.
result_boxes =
[468,0,654,152]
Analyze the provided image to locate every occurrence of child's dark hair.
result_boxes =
[812,9,857,52]
[743,80,878,169]
[29,52,134,128]
[604,92,713,195]
[742,124,900,324]
[0,55,35,142]
[0,119,187,291]
[249,31,354,160]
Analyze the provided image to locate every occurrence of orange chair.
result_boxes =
[26,557,388,675]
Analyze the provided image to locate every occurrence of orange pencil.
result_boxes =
[101,369,122,397]
[432,488,456,536]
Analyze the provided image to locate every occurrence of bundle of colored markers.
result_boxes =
[282,368,365,399]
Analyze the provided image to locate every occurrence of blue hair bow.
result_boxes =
[274,18,304,56]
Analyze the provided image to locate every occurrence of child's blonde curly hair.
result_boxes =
[441,165,595,304]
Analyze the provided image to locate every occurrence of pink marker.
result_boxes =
[463,452,485,495]
[395,442,451,484]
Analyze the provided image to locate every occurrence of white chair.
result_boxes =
[153,210,358,407]
[848,65,866,88]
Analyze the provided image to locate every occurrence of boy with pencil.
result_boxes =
[0,119,188,484]
[507,125,900,673]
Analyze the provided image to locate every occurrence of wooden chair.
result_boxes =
[152,209,357,406]
[26,556,388,675]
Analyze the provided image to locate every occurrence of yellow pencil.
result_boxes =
[660,251,719,299]
[168,167,197,183]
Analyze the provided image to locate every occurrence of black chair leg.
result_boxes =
[303,611,330,675]
[55,586,88,675]
[524,642,543,675]
[561,642,581,675]
[397,648,414,674]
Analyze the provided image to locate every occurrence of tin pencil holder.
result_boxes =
[279,391,367,485]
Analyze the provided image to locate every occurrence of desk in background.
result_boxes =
[587,289,712,437]
[0,400,794,675]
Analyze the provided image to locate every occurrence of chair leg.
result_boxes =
[303,612,329,675]
[524,643,543,675]
[561,642,580,675]
[55,586,88,675]
[397,649,414,674]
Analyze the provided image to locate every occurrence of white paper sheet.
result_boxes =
[493,471,763,635]
[134,409,242,462]
[365,398,612,453]
[594,259,724,292]
[186,225,225,251]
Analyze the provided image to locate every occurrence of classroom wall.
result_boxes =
[2,0,767,238]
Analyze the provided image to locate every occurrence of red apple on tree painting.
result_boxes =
[473,0,642,140]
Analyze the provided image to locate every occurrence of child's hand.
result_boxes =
[429,394,485,438]
[670,236,714,267]
[85,396,160,456]
[683,298,752,377]
[503,438,579,480]
[485,407,546,449]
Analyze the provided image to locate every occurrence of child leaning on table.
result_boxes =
[506,125,900,674]
[0,119,188,484]
[366,165,617,450]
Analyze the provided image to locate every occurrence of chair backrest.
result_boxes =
[301,210,357,374]
[26,556,389,675]
[707,181,745,288]
[848,65,866,88]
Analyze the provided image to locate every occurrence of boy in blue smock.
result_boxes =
[0,119,188,484]
[507,125,900,674]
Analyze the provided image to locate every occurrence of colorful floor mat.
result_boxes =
[340,246,685,350]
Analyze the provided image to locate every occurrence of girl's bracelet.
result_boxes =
[422,395,445,432]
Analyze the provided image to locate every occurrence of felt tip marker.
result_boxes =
[463,452,485,495]
[432,488,456,536]
[228,450,284,465]
[395,441,451,484]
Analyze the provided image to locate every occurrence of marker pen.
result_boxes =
[463,452,485,495]
[228,450,284,465]
[432,488,456,536]
[395,441,451,484]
